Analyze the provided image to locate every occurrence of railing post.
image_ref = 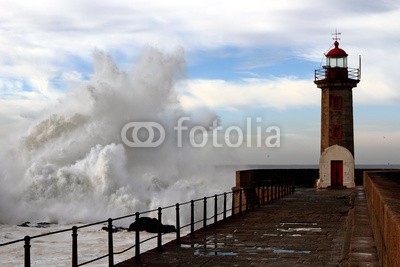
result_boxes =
[72,226,78,267]
[278,181,282,199]
[231,191,235,217]
[135,212,140,261]
[257,187,261,208]
[271,182,274,201]
[176,203,181,245]
[287,179,289,195]
[266,184,269,204]
[252,188,256,210]
[279,182,282,198]
[245,188,249,212]
[214,194,218,226]
[190,200,195,238]
[271,183,273,201]
[157,207,162,251]
[203,197,207,229]
[223,192,227,221]
[24,236,31,267]
[291,178,294,193]
[283,181,286,196]
[282,180,285,196]
[262,186,265,206]
[239,189,242,215]
[284,179,287,196]
[278,182,281,199]
[250,188,254,211]
[284,181,286,196]
[292,178,295,193]
[108,218,114,267]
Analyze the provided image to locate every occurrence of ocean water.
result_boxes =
[0,223,180,266]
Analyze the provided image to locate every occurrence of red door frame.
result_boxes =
[331,160,343,187]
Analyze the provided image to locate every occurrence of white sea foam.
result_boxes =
[0,47,232,225]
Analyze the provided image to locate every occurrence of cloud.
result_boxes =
[1,0,399,75]
[1,0,400,146]
[0,92,53,138]
[178,77,319,110]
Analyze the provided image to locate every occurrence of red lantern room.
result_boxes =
[325,41,348,68]
[315,38,360,82]
[323,41,349,80]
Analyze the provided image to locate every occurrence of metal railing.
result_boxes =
[0,177,294,266]
[314,67,360,82]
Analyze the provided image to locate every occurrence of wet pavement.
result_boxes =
[117,187,378,266]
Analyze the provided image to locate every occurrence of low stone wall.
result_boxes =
[235,169,319,187]
[232,170,295,215]
[233,168,396,187]
[363,171,400,267]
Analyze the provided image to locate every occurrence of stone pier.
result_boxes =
[117,186,378,266]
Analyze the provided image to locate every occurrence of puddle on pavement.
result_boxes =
[180,243,201,249]
[194,250,237,256]
[273,249,311,254]
[277,227,322,232]
[254,246,312,255]
[262,233,280,237]
[277,222,321,233]
[204,243,225,249]
[279,222,318,226]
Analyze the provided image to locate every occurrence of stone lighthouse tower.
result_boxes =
[314,34,361,189]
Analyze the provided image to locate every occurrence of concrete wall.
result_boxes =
[364,171,400,267]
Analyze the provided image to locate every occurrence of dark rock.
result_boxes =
[36,222,52,228]
[18,222,56,228]
[18,222,31,227]
[128,217,176,233]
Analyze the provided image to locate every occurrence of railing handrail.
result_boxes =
[314,67,360,82]
[0,191,235,248]
[0,176,295,266]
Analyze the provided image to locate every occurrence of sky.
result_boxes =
[1,0,400,165]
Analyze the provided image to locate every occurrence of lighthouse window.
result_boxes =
[332,125,342,139]
[327,57,347,68]
[337,58,344,67]
[330,96,342,110]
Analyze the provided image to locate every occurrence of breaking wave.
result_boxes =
[0,47,230,224]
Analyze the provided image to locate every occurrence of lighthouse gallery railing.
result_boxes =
[314,67,361,82]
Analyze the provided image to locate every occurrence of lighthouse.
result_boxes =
[314,33,361,189]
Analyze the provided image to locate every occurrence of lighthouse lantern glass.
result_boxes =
[327,56,347,68]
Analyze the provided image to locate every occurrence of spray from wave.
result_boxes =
[0,47,231,224]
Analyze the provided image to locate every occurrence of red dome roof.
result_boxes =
[326,41,348,57]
